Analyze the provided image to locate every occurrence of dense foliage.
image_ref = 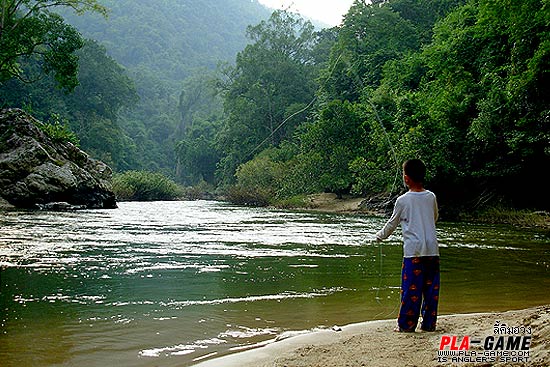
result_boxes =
[216,10,323,183]
[0,38,139,170]
[60,0,272,176]
[219,0,550,214]
[34,113,80,146]
[0,0,106,91]
[1,0,548,213]
[1,0,270,177]
[112,170,183,201]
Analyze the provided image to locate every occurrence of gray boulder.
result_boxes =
[0,108,117,209]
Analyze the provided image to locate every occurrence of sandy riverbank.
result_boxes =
[291,193,376,214]
[287,193,550,228]
[193,305,549,367]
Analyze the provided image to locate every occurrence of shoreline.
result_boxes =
[4,195,548,228]
[273,193,550,228]
[298,193,377,214]
[192,304,549,367]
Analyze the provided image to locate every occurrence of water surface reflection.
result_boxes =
[1,201,548,366]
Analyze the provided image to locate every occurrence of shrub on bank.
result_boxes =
[181,180,216,200]
[35,113,80,146]
[225,152,285,206]
[459,206,550,228]
[225,185,272,207]
[112,170,183,201]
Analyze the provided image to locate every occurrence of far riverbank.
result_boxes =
[272,193,550,229]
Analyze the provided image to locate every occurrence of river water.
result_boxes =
[0,201,548,366]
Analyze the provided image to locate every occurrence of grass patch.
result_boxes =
[272,195,310,209]
[459,206,550,228]
[113,170,183,201]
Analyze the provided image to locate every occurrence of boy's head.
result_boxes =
[403,159,426,185]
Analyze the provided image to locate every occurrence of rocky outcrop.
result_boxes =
[0,108,117,209]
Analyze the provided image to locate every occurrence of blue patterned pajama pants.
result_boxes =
[398,256,440,332]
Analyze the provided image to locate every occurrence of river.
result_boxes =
[0,201,548,366]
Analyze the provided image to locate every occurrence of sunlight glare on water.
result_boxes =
[0,201,548,367]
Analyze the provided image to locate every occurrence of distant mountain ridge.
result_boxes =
[56,0,273,173]
[62,0,272,87]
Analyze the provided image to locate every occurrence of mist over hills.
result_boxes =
[64,0,272,86]
[60,0,273,172]
[3,0,547,213]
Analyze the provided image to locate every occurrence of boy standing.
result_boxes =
[376,159,440,332]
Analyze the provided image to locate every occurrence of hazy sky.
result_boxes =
[257,0,355,26]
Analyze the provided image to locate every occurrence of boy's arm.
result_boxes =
[376,201,402,241]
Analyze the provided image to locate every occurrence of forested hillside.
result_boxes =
[1,0,548,215]
[63,0,271,83]
[217,0,550,215]
[65,0,272,174]
[0,0,271,173]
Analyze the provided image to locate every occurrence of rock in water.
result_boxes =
[0,108,117,209]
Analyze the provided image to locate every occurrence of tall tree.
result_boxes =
[358,0,550,209]
[319,1,420,103]
[0,0,106,90]
[217,10,318,183]
[0,38,139,170]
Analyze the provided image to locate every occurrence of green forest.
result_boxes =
[1,0,549,217]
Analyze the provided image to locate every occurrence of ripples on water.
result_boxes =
[0,201,548,367]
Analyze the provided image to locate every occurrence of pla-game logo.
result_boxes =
[436,321,532,364]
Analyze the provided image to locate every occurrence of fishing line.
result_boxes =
[241,37,404,315]
[366,97,401,193]
[245,52,344,158]
[346,59,402,317]
[247,97,317,157]
[375,238,384,304]
[365,94,400,312]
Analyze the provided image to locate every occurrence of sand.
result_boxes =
[192,305,549,367]
[302,193,369,213]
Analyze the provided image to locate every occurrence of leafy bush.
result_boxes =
[225,185,271,207]
[36,113,80,146]
[112,170,183,201]
[225,146,323,206]
[181,180,216,200]
[226,153,285,206]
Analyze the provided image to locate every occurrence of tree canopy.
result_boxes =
[1,0,548,213]
[0,0,106,90]
[219,0,550,213]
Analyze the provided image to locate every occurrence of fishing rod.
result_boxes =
[242,39,404,315]
[245,53,344,158]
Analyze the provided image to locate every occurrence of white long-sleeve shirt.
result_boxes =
[376,190,439,258]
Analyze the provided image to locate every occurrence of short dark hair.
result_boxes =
[403,159,426,183]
